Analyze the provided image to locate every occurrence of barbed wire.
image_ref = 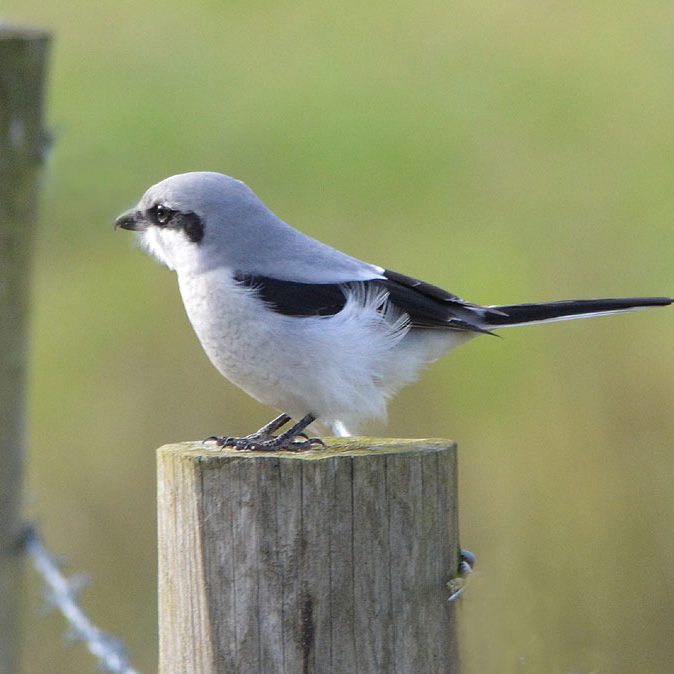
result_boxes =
[23,526,140,674]
[20,526,472,671]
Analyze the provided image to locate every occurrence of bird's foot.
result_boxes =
[205,433,325,452]
[447,548,476,602]
[203,413,324,452]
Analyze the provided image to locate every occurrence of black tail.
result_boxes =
[484,297,672,328]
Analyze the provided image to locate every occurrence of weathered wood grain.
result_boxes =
[158,438,460,674]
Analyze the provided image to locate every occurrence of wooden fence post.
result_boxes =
[0,24,51,674]
[158,438,460,674]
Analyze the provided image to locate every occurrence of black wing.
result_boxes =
[380,270,499,332]
[234,270,497,334]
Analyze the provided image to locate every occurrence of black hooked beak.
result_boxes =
[114,208,145,231]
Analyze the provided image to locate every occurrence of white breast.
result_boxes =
[177,269,289,404]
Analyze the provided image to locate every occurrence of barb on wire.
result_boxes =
[23,525,141,674]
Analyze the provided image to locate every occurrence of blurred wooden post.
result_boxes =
[0,25,51,674]
[157,438,460,674]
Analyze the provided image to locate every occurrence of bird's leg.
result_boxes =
[247,413,293,439]
[260,414,326,451]
[205,413,325,452]
[204,413,291,447]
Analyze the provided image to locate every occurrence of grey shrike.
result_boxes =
[115,171,672,451]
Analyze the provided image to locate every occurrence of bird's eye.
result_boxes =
[152,204,174,226]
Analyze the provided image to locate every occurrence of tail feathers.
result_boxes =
[483,297,672,328]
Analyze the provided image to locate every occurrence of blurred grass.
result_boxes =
[2,0,673,672]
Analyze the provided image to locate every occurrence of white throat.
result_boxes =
[138,227,201,273]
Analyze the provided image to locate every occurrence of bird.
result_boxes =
[115,171,672,451]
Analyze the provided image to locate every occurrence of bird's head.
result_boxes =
[115,171,263,273]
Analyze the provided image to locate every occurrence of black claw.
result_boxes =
[279,437,324,450]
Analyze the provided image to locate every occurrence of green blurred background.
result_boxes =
[3,1,674,672]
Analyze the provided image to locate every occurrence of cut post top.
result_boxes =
[158,437,456,463]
